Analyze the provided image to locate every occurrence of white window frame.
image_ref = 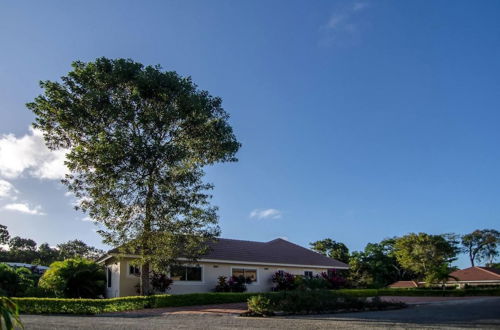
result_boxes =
[230,267,259,285]
[127,262,141,277]
[169,264,204,285]
[304,270,314,278]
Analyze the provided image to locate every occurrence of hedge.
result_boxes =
[247,291,406,316]
[334,288,500,297]
[13,292,260,314]
[13,288,500,315]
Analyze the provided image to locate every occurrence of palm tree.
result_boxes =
[0,296,23,330]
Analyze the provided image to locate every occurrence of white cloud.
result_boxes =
[249,208,282,220]
[0,127,68,180]
[0,179,17,199]
[3,203,45,215]
[353,2,369,11]
[320,2,369,46]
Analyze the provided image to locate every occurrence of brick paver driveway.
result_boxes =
[21,296,500,329]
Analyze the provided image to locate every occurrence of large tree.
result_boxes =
[0,225,9,245]
[348,238,414,288]
[461,229,500,267]
[28,58,240,294]
[7,237,38,264]
[57,240,104,261]
[393,233,458,279]
[310,238,350,263]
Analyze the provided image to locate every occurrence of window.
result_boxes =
[304,271,313,278]
[232,268,257,282]
[107,267,112,288]
[128,264,140,276]
[170,265,202,281]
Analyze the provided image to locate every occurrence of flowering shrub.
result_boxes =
[214,275,249,292]
[295,275,329,290]
[214,276,230,292]
[271,271,296,291]
[321,270,346,289]
[272,270,347,291]
[150,272,173,293]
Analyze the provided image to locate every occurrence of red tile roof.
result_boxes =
[387,281,419,288]
[449,267,500,282]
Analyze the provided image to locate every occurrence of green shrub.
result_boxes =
[247,295,274,316]
[335,288,500,297]
[247,290,405,315]
[0,263,35,297]
[150,292,257,308]
[0,296,22,329]
[39,258,105,298]
[14,296,150,314]
[14,292,261,314]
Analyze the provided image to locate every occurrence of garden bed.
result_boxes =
[245,291,407,316]
[13,287,500,315]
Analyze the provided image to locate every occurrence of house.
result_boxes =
[5,262,49,275]
[387,280,422,289]
[98,238,348,297]
[446,266,500,287]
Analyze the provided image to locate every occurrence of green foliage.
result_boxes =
[214,276,230,292]
[348,238,413,288]
[247,291,406,315]
[0,225,9,246]
[12,289,500,315]
[14,296,150,314]
[247,295,274,316]
[0,264,35,297]
[0,225,103,266]
[34,243,60,266]
[424,264,459,289]
[28,57,241,294]
[57,240,104,261]
[335,288,500,297]
[15,292,258,314]
[150,272,173,293]
[294,275,330,290]
[38,258,105,298]
[310,238,350,263]
[393,233,458,279]
[0,296,22,330]
[461,229,499,267]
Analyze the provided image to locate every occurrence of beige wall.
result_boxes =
[105,257,331,297]
[119,257,141,297]
[104,259,121,298]
[168,262,328,295]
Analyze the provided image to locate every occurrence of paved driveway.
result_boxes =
[21,297,500,329]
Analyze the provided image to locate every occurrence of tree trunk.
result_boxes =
[140,173,155,296]
[470,251,475,267]
[140,263,150,295]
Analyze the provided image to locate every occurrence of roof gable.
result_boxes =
[102,237,349,268]
[203,238,348,268]
[449,266,500,281]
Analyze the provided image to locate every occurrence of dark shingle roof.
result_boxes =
[202,238,348,268]
[104,238,348,268]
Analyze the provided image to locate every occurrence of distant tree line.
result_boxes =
[310,229,499,288]
[0,224,104,266]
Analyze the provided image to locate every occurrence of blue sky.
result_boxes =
[0,0,499,268]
